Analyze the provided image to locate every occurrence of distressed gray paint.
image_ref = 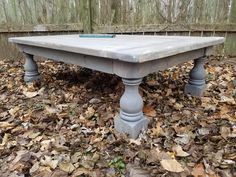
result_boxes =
[9,34,224,138]
[9,35,224,63]
[23,52,40,82]
[184,57,207,97]
[115,78,149,138]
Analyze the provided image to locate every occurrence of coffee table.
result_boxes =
[9,35,224,138]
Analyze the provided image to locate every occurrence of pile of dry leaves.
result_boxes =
[0,56,235,177]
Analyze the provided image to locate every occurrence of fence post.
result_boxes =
[81,0,93,33]
[230,0,236,23]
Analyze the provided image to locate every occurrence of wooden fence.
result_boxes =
[0,0,236,60]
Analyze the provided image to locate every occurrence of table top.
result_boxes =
[9,34,224,63]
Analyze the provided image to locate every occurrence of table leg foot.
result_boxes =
[114,78,149,139]
[185,84,206,97]
[23,53,40,82]
[114,115,149,139]
[184,57,206,97]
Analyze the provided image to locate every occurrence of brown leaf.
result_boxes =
[23,87,44,98]
[143,105,156,117]
[129,166,150,177]
[9,106,20,117]
[220,126,231,139]
[0,133,10,146]
[72,168,92,177]
[40,155,59,169]
[45,106,59,114]
[10,150,31,170]
[191,163,206,177]
[174,134,192,145]
[150,122,165,137]
[220,95,235,105]
[84,107,95,118]
[59,162,75,173]
[40,139,52,151]
[173,103,184,110]
[71,152,82,164]
[30,162,40,174]
[23,90,38,98]
[160,159,184,173]
[146,148,172,164]
[129,139,142,146]
[0,121,14,129]
[172,145,190,157]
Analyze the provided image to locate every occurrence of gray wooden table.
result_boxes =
[9,34,224,138]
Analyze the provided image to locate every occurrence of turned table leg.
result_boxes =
[23,53,40,82]
[114,78,149,139]
[184,57,207,97]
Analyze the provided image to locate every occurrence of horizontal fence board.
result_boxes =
[94,24,236,33]
[0,23,83,33]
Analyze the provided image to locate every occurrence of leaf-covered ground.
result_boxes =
[0,57,235,177]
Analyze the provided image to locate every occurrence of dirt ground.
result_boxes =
[0,56,235,177]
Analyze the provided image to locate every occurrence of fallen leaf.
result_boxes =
[219,105,230,115]
[146,80,158,86]
[28,132,41,139]
[81,153,99,169]
[85,107,95,118]
[89,98,101,104]
[129,139,142,146]
[51,169,68,177]
[30,162,40,174]
[151,122,165,137]
[214,150,224,164]
[9,106,20,117]
[40,155,59,169]
[72,167,92,177]
[59,162,75,173]
[0,133,10,146]
[129,166,150,177]
[40,139,52,151]
[220,126,231,139]
[143,105,156,117]
[22,87,44,98]
[45,106,59,114]
[173,103,184,110]
[33,166,52,176]
[53,143,69,152]
[191,163,206,177]
[71,152,82,164]
[197,128,210,135]
[23,90,38,98]
[0,122,14,129]
[70,124,79,130]
[221,160,235,165]
[172,145,190,157]
[220,95,235,105]
[174,134,191,145]
[146,148,172,164]
[160,159,184,173]
[10,150,31,168]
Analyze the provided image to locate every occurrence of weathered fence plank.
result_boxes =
[230,0,236,23]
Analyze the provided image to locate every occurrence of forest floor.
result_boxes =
[0,56,235,177]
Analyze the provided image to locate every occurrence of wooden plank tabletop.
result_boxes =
[9,35,224,63]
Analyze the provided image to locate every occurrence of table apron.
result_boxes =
[18,44,114,74]
[18,44,209,78]
[113,48,207,78]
